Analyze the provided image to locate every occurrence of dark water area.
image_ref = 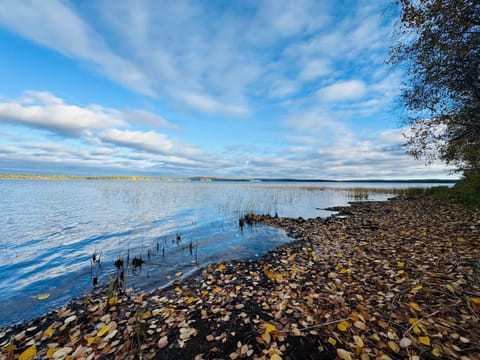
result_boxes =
[0,180,442,325]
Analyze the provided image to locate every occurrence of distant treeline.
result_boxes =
[0,174,457,183]
[0,174,183,181]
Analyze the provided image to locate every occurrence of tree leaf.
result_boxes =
[353,335,364,348]
[418,336,430,346]
[400,337,412,348]
[337,320,349,332]
[337,349,352,360]
[410,302,421,312]
[36,293,50,300]
[19,346,36,360]
[97,325,110,337]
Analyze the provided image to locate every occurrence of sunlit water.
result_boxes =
[0,180,446,325]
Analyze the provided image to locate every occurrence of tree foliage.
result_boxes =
[390,0,480,175]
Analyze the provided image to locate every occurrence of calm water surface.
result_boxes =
[0,180,443,325]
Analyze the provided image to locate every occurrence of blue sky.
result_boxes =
[0,0,454,179]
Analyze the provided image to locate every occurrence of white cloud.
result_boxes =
[178,91,249,116]
[268,79,298,99]
[298,59,331,80]
[0,0,154,96]
[317,80,367,102]
[0,92,126,136]
[100,129,173,154]
[123,110,177,129]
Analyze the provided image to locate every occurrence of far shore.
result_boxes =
[0,173,458,183]
[1,195,478,359]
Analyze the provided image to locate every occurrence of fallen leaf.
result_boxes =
[43,326,54,339]
[108,296,117,305]
[270,354,282,360]
[19,346,36,360]
[411,285,423,293]
[97,325,110,337]
[388,341,400,353]
[337,348,352,360]
[36,293,50,300]
[337,320,350,332]
[46,347,57,358]
[410,302,421,312]
[264,323,276,334]
[52,347,72,359]
[431,344,442,357]
[157,336,168,349]
[328,337,337,346]
[354,320,366,330]
[418,336,430,346]
[353,335,364,348]
[216,264,226,271]
[446,284,455,293]
[399,337,412,348]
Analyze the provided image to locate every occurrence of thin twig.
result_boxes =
[403,310,440,337]
[279,318,350,333]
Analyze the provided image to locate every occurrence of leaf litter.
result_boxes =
[0,196,479,359]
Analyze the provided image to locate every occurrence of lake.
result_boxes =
[0,180,446,325]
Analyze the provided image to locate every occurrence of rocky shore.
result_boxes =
[1,196,479,359]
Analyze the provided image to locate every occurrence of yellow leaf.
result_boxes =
[353,335,364,348]
[337,252,343,258]
[274,273,283,281]
[446,284,455,293]
[408,317,419,325]
[397,261,405,267]
[261,331,271,344]
[108,296,118,305]
[432,344,442,357]
[186,297,195,304]
[43,326,54,338]
[216,264,225,271]
[270,354,282,360]
[418,336,430,346]
[19,346,36,360]
[410,302,421,312]
[175,271,183,276]
[413,325,422,335]
[37,293,50,300]
[337,348,352,360]
[46,347,57,358]
[264,323,276,334]
[328,337,337,346]
[456,237,465,243]
[469,297,480,304]
[388,341,400,353]
[445,241,452,247]
[337,320,349,332]
[85,336,97,346]
[397,269,405,275]
[213,286,222,293]
[340,268,348,274]
[411,285,423,293]
[97,325,110,337]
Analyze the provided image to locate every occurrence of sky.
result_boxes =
[0,0,455,180]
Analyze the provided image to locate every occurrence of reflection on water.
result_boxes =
[0,180,443,325]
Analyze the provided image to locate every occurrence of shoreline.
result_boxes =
[1,196,479,359]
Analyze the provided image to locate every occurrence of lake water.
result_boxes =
[0,180,446,325]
